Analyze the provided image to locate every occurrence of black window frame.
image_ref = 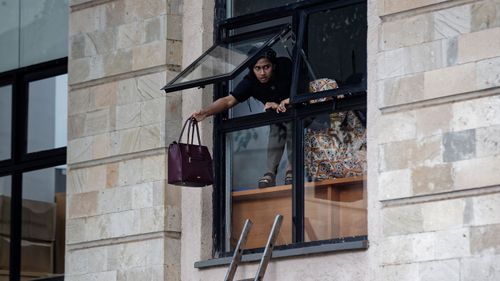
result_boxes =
[0,57,67,281]
[211,0,368,257]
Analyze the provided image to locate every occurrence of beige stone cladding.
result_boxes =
[66,0,183,280]
[376,0,500,280]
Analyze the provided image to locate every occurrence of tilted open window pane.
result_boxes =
[0,85,12,161]
[303,110,367,241]
[293,1,367,103]
[162,28,288,93]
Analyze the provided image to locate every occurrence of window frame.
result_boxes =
[0,58,67,281]
[209,0,368,257]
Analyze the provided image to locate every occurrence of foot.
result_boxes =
[258,172,276,188]
[285,170,292,185]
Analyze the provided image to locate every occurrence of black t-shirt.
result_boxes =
[231,57,292,104]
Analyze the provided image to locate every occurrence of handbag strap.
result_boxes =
[178,117,202,146]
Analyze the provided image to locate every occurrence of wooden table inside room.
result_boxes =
[231,176,367,249]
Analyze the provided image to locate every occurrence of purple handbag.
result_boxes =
[168,118,213,187]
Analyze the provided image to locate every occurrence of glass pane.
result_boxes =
[28,74,68,153]
[228,0,303,18]
[228,122,292,250]
[22,166,66,278]
[20,0,69,67]
[0,85,12,160]
[0,0,20,72]
[297,3,367,97]
[229,31,294,118]
[303,110,367,241]
[0,176,12,278]
[168,33,276,87]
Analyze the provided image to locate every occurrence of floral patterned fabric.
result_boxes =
[308,78,338,103]
[304,78,366,181]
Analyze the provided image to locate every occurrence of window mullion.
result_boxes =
[292,111,305,243]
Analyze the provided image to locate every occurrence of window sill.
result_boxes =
[194,239,368,269]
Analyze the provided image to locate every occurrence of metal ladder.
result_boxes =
[224,214,283,281]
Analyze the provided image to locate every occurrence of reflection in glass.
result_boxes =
[227,123,292,249]
[20,0,69,67]
[297,2,367,95]
[168,33,274,87]
[0,0,20,72]
[0,176,12,276]
[28,74,68,153]
[0,85,12,161]
[228,0,302,18]
[22,166,66,278]
[303,110,367,241]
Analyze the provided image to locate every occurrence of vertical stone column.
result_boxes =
[374,0,500,280]
[66,0,183,280]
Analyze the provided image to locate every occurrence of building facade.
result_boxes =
[50,0,500,280]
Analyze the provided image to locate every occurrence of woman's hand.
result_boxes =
[276,98,290,113]
[192,110,207,122]
[264,102,279,112]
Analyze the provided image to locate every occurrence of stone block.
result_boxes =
[381,14,432,50]
[67,168,88,195]
[423,63,476,100]
[380,263,418,281]
[137,72,166,101]
[106,210,140,238]
[142,155,165,182]
[116,103,141,130]
[453,155,500,190]
[106,162,119,188]
[476,125,500,158]
[167,14,182,41]
[88,28,117,55]
[470,224,500,255]
[92,133,111,159]
[382,73,424,108]
[118,158,142,186]
[131,183,154,209]
[85,109,110,136]
[167,0,183,15]
[87,164,108,191]
[68,113,86,140]
[117,21,144,50]
[91,82,117,109]
[133,41,167,70]
[98,186,133,214]
[451,95,500,132]
[458,26,500,63]
[434,228,470,259]
[382,204,423,236]
[379,139,417,172]
[165,236,181,281]
[419,259,459,281]
[68,191,99,218]
[66,247,108,275]
[139,207,165,233]
[443,129,476,162]
[472,193,500,226]
[166,39,183,66]
[378,169,412,200]
[68,57,91,85]
[68,136,93,164]
[415,103,451,138]
[65,271,117,281]
[116,266,163,281]
[460,255,500,280]
[476,56,500,90]
[412,232,437,262]
[141,98,166,126]
[112,128,141,155]
[66,217,86,244]
[380,0,449,16]
[378,111,416,144]
[412,135,443,166]
[145,15,166,43]
[69,6,105,36]
[126,0,166,21]
[421,199,465,231]
[165,185,182,233]
[139,124,163,151]
[108,238,163,270]
[70,34,87,59]
[412,164,453,195]
[471,0,500,32]
[104,0,126,28]
[432,4,471,40]
[103,49,133,77]
[69,88,92,115]
[377,48,405,79]
[403,39,449,74]
[117,77,139,105]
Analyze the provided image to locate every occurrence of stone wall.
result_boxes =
[374,0,500,280]
[65,0,183,280]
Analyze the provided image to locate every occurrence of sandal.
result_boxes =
[258,172,276,188]
[285,170,293,185]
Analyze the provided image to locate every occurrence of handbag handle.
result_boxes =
[178,117,202,146]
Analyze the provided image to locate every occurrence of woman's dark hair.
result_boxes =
[248,47,277,68]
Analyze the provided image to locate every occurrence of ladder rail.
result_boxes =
[253,214,283,281]
[224,219,253,281]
